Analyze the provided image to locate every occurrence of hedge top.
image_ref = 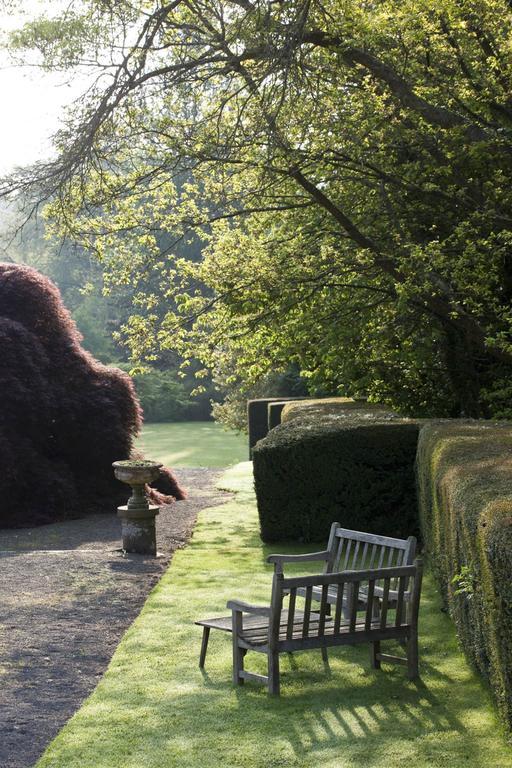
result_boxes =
[280,397,393,423]
[253,411,418,453]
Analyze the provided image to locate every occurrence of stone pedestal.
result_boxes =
[112,460,163,557]
[117,504,160,555]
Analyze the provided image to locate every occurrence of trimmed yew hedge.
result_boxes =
[417,421,512,726]
[253,412,419,542]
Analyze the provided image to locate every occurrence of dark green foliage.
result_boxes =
[132,368,190,422]
[416,422,512,727]
[117,365,212,423]
[253,414,420,543]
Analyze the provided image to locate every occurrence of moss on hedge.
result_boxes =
[416,421,512,726]
[253,413,419,542]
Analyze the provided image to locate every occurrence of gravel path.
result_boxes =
[0,468,230,768]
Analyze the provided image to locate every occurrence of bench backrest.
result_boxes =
[325,523,416,589]
[269,560,422,650]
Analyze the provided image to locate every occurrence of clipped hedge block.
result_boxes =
[281,397,391,423]
[247,397,308,457]
[267,401,290,431]
[416,421,512,726]
[253,414,419,543]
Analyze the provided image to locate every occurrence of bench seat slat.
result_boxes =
[240,620,410,647]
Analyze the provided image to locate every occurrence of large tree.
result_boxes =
[4,0,512,417]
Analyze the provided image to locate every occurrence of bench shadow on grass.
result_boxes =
[86,647,485,768]
[167,554,502,759]
[184,587,500,764]
[38,581,506,766]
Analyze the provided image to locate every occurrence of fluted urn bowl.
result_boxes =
[112,459,163,486]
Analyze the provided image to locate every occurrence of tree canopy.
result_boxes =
[4,0,512,418]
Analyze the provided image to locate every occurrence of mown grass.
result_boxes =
[136,421,247,467]
[36,463,511,768]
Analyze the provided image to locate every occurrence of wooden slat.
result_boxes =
[287,588,296,640]
[351,540,361,569]
[333,582,345,633]
[279,625,409,653]
[395,576,407,627]
[342,539,353,570]
[380,578,390,629]
[303,586,312,638]
[386,547,395,567]
[377,546,386,569]
[360,541,369,568]
[239,670,269,683]
[368,543,377,568]
[348,582,359,632]
[318,584,329,636]
[377,653,408,666]
[241,613,328,643]
[365,579,375,631]
[334,535,345,570]
[333,528,411,549]
[242,618,408,646]
[282,564,416,589]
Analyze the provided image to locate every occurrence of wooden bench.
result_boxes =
[267,523,417,613]
[195,526,417,668]
[227,559,423,695]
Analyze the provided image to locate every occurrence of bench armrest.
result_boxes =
[267,551,330,572]
[226,600,271,617]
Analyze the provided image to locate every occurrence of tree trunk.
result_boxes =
[442,326,482,417]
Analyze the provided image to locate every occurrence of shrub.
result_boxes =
[416,421,512,726]
[253,412,420,542]
[0,264,184,528]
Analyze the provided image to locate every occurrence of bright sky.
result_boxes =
[0,1,87,174]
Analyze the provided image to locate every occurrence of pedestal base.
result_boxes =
[117,505,159,556]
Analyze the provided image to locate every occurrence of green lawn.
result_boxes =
[136,421,248,467]
[36,463,511,768]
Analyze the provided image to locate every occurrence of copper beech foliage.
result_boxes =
[0,263,184,527]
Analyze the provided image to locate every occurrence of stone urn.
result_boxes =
[113,460,163,555]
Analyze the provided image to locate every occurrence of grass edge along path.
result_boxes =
[36,462,511,768]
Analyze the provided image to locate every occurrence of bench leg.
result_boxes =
[321,646,328,663]
[370,640,381,669]
[199,627,210,669]
[407,632,419,679]
[232,612,245,685]
[268,650,280,696]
